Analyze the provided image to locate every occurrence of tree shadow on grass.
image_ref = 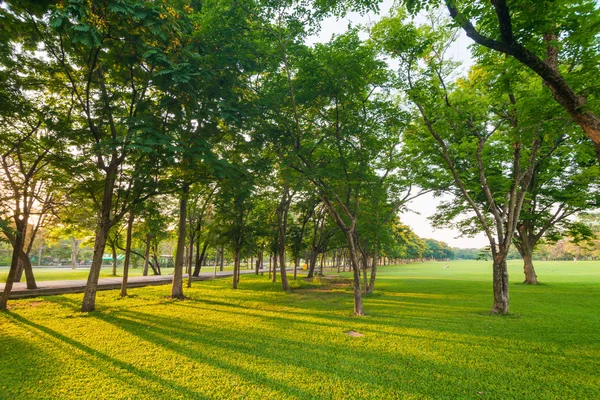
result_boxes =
[91,307,600,399]
[4,312,209,399]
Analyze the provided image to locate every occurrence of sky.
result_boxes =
[308,2,489,249]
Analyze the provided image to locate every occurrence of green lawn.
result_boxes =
[0,260,599,399]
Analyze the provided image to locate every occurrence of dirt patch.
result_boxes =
[344,330,365,337]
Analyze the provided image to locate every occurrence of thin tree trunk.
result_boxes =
[367,251,378,294]
[232,248,240,289]
[171,183,189,299]
[294,258,298,280]
[272,253,278,283]
[143,234,151,276]
[219,246,224,272]
[121,209,135,297]
[111,242,118,276]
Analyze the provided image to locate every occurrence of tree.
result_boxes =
[376,12,550,313]
[405,0,600,163]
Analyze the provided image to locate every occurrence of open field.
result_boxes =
[0,260,599,399]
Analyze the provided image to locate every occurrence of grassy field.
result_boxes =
[0,260,598,399]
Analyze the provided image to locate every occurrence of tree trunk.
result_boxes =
[491,254,509,315]
[14,259,23,283]
[367,251,378,294]
[120,209,135,297]
[272,253,278,283]
[319,252,324,276]
[522,249,538,285]
[345,235,364,316]
[193,241,209,277]
[294,258,298,280]
[20,251,36,289]
[171,184,189,299]
[81,223,110,312]
[307,250,318,278]
[232,248,240,289]
[71,237,81,270]
[111,242,118,276]
[255,249,263,275]
[0,234,24,310]
[277,189,291,292]
[219,246,224,272]
[143,234,151,276]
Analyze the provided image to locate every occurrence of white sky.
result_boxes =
[309,1,488,248]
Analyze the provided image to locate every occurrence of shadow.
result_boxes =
[4,312,209,399]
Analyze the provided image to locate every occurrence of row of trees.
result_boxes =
[2,0,599,315]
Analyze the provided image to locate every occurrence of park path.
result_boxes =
[0,269,263,299]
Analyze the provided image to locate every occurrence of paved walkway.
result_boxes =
[0,269,266,299]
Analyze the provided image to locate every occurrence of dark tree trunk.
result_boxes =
[120,209,135,297]
[0,233,24,310]
[172,184,189,299]
[276,185,291,292]
[193,241,209,277]
[491,254,509,315]
[152,252,161,275]
[255,248,263,275]
[367,251,378,294]
[219,246,224,272]
[307,251,318,278]
[142,234,151,276]
[19,252,36,289]
[272,253,278,283]
[81,222,111,312]
[111,242,118,276]
[294,258,298,280]
[232,248,240,289]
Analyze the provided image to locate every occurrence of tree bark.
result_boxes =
[111,241,118,276]
[232,248,240,289]
[0,233,24,310]
[276,185,291,292]
[272,253,278,283]
[71,237,81,270]
[491,254,509,314]
[142,234,151,276]
[120,209,135,297]
[219,246,224,272]
[81,223,110,312]
[367,251,378,294]
[193,240,209,277]
[294,258,298,280]
[307,250,318,278]
[171,184,189,299]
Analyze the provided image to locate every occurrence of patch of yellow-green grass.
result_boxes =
[0,261,599,399]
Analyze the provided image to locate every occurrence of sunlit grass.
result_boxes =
[0,260,599,399]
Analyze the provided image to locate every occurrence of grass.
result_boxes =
[0,260,599,399]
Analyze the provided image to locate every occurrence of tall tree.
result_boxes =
[405,0,600,163]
